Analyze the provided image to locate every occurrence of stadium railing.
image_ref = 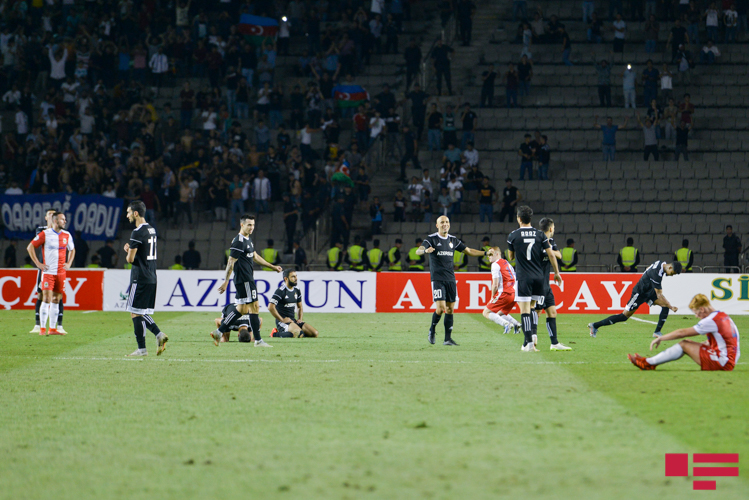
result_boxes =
[573,265,612,272]
[702,266,742,273]
[420,12,456,92]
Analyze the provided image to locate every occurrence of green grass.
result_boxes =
[1,311,748,500]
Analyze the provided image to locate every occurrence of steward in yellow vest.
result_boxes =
[454,249,468,271]
[327,241,344,271]
[261,239,280,271]
[169,255,186,270]
[617,237,640,272]
[388,239,403,270]
[87,255,102,268]
[368,239,384,272]
[505,248,515,267]
[478,237,491,271]
[347,235,367,271]
[560,239,577,272]
[407,237,425,271]
[674,239,693,272]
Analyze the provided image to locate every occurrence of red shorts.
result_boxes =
[487,291,515,315]
[699,345,735,371]
[41,273,65,294]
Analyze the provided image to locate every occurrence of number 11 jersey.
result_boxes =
[506,227,550,281]
[129,223,158,284]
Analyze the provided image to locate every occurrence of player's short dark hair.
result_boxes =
[539,217,554,232]
[627,237,634,245]
[567,238,574,245]
[682,239,689,247]
[240,214,255,223]
[516,206,533,224]
[672,261,683,275]
[373,239,380,246]
[238,328,252,342]
[129,201,146,218]
[267,239,274,246]
[283,268,295,279]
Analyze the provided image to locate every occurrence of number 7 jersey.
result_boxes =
[506,227,550,280]
[129,223,158,284]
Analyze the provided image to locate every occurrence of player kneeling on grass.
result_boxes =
[213,306,262,343]
[629,294,740,371]
[482,246,521,334]
[268,269,319,338]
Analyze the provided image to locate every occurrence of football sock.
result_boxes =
[277,329,294,338]
[531,310,539,336]
[546,317,558,344]
[219,304,240,333]
[487,312,510,327]
[444,313,454,341]
[502,314,520,326]
[49,303,59,329]
[35,298,41,326]
[655,308,669,333]
[57,301,64,325]
[646,344,684,365]
[430,312,442,333]
[132,316,146,350]
[521,313,533,345]
[593,313,628,329]
[143,315,161,335]
[40,302,50,330]
[250,313,262,341]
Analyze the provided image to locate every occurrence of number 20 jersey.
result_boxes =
[129,223,158,284]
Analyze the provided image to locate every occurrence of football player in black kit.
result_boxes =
[212,214,282,347]
[123,201,168,357]
[268,269,319,338]
[507,206,562,352]
[588,259,681,338]
[417,215,495,346]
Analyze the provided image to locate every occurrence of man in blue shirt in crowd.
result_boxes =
[594,115,630,161]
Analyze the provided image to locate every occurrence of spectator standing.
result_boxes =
[399,125,421,181]
[641,59,659,108]
[675,45,694,85]
[283,193,299,253]
[498,178,522,222]
[705,2,720,42]
[537,135,551,180]
[588,12,604,43]
[404,39,423,90]
[668,19,690,63]
[438,187,452,216]
[407,176,424,221]
[513,0,528,21]
[518,134,534,180]
[612,14,627,54]
[442,104,458,147]
[370,196,384,234]
[477,177,497,222]
[725,5,738,42]
[595,59,612,107]
[660,64,674,104]
[406,82,429,139]
[622,64,637,109]
[183,241,202,270]
[148,48,169,96]
[97,240,118,269]
[393,189,406,222]
[253,170,271,213]
[480,64,497,108]
[427,103,443,151]
[458,0,476,46]
[560,26,573,66]
[582,1,595,23]
[506,63,519,108]
[4,240,17,268]
[674,120,691,160]
[636,112,659,161]
[460,103,478,148]
[446,174,463,215]
[723,225,742,272]
[294,241,308,271]
[594,115,629,161]
[644,15,659,53]
[517,55,533,99]
[431,39,454,95]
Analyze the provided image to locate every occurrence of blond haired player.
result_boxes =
[482,246,521,334]
[629,294,740,371]
[27,212,75,335]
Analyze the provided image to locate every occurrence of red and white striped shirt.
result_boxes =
[31,228,74,275]
[694,311,741,367]
[491,259,517,296]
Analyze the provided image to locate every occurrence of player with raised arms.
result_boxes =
[482,246,521,334]
[629,294,740,371]
[418,215,494,346]
[506,206,562,352]
[268,269,319,338]
[212,214,282,347]
[588,259,681,338]
[27,211,75,335]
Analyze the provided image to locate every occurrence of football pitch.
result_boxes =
[1,310,747,500]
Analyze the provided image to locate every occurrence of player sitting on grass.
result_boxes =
[268,269,319,338]
[629,294,740,371]
[213,305,262,343]
[482,246,521,334]
[588,260,681,338]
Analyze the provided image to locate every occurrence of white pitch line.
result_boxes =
[629,316,659,325]
[82,311,98,314]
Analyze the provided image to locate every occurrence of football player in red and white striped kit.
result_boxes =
[26,212,75,335]
[629,294,741,371]
[482,246,521,334]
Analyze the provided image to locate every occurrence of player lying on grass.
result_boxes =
[268,269,319,338]
[628,294,740,371]
[588,260,682,339]
[213,305,262,343]
[482,246,521,334]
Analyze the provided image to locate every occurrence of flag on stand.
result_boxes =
[238,14,279,45]
[332,85,369,108]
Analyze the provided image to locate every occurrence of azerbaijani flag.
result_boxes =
[332,85,369,108]
[238,14,279,45]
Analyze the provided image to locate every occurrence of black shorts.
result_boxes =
[625,285,657,313]
[276,319,305,332]
[516,277,546,302]
[235,280,258,304]
[36,269,42,292]
[126,282,157,315]
[431,280,457,303]
[534,287,556,310]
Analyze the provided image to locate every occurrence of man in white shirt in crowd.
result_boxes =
[253,169,271,214]
[149,47,169,96]
[463,141,479,167]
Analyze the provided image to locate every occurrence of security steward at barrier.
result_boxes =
[504,247,515,267]
[261,239,281,271]
[347,235,368,271]
[388,238,403,270]
[454,244,468,271]
[674,239,694,273]
[369,239,384,272]
[561,238,578,272]
[478,236,491,271]
[617,237,640,272]
[408,237,426,271]
[327,240,345,271]
[170,255,186,270]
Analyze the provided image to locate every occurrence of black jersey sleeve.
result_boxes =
[506,232,516,252]
[129,228,144,249]
[229,237,244,259]
[649,270,663,289]
[270,288,284,305]
[454,237,466,253]
[540,232,551,249]
[421,236,434,249]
